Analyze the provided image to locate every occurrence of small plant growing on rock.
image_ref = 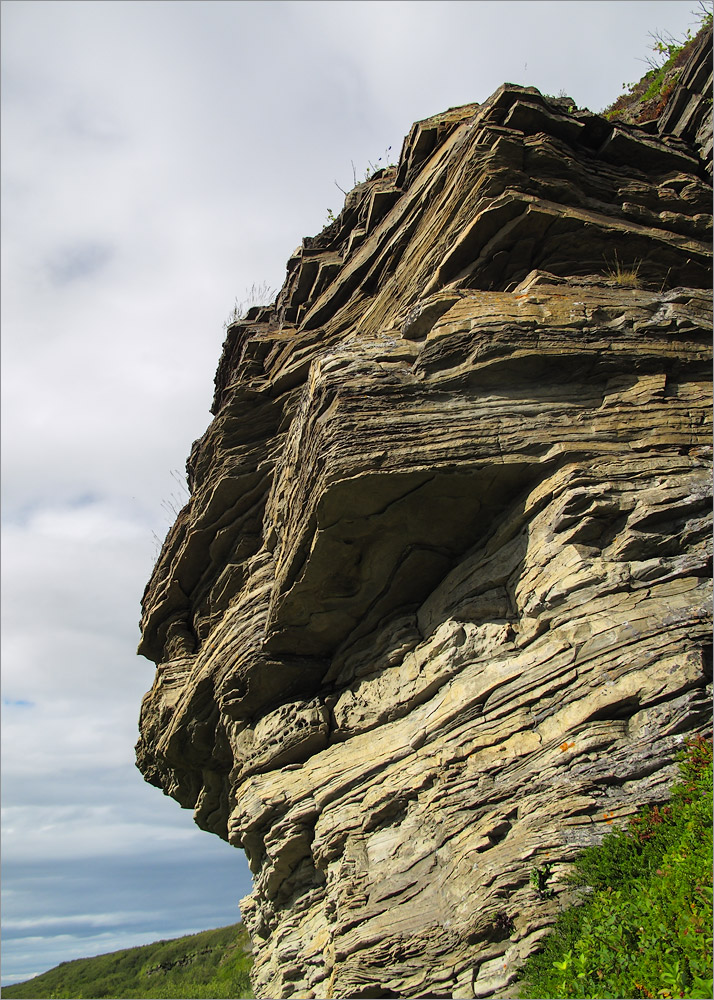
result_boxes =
[530,862,556,899]
[604,251,642,287]
[223,281,277,328]
[363,145,395,180]
[342,147,396,188]
[490,910,516,936]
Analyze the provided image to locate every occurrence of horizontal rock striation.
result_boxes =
[137,36,712,1000]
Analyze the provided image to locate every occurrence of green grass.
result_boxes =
[2,922,254,999]
[517,735,713,1000]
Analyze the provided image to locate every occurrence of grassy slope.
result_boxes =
[1,923,254,1000]
[516,736,713,1000]
[602,10,712,121]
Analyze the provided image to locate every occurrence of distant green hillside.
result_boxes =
[2,922,253,999]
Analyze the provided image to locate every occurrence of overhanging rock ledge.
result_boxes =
[137,34,713,1000]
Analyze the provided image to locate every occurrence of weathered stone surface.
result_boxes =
[657,25,713,177]
[137,32,712,1000]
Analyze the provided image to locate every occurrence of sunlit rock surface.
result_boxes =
[137,31,712,1000]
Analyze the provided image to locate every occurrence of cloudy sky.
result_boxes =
[1,0,705,986]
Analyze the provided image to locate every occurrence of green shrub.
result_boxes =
[518,735,713,1000]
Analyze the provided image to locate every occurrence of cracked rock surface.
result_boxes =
[137,35,712,1000]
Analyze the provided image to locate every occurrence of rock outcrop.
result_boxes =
[137,28,712,1000]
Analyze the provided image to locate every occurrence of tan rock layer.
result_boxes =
[137,44,712,1000]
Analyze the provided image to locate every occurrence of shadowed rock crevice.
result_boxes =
[137,29,712,1000]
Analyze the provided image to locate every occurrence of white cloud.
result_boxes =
[4,911,175,933]
[2,803,200,863]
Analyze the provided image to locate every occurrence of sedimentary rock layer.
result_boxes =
[137,34,712,1000]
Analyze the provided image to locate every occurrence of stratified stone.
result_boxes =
[137,30,712,1000]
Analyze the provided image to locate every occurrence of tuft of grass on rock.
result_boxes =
[223,281,277,329]
[603,252,643,287]
[517,735,713,1000]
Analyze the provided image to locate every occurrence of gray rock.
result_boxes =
[137,36,712,1000]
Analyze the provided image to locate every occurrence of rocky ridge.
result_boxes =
[137,28,713,1000]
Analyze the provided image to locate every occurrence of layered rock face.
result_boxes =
[137,32,712,1000]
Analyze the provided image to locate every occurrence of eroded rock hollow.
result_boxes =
[137,28,713,1000]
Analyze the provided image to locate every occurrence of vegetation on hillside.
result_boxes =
[517,735,713,1000]
[2,923,254,1000]
[602,2,713,122]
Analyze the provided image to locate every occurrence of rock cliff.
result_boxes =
[137,27,713,1000]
